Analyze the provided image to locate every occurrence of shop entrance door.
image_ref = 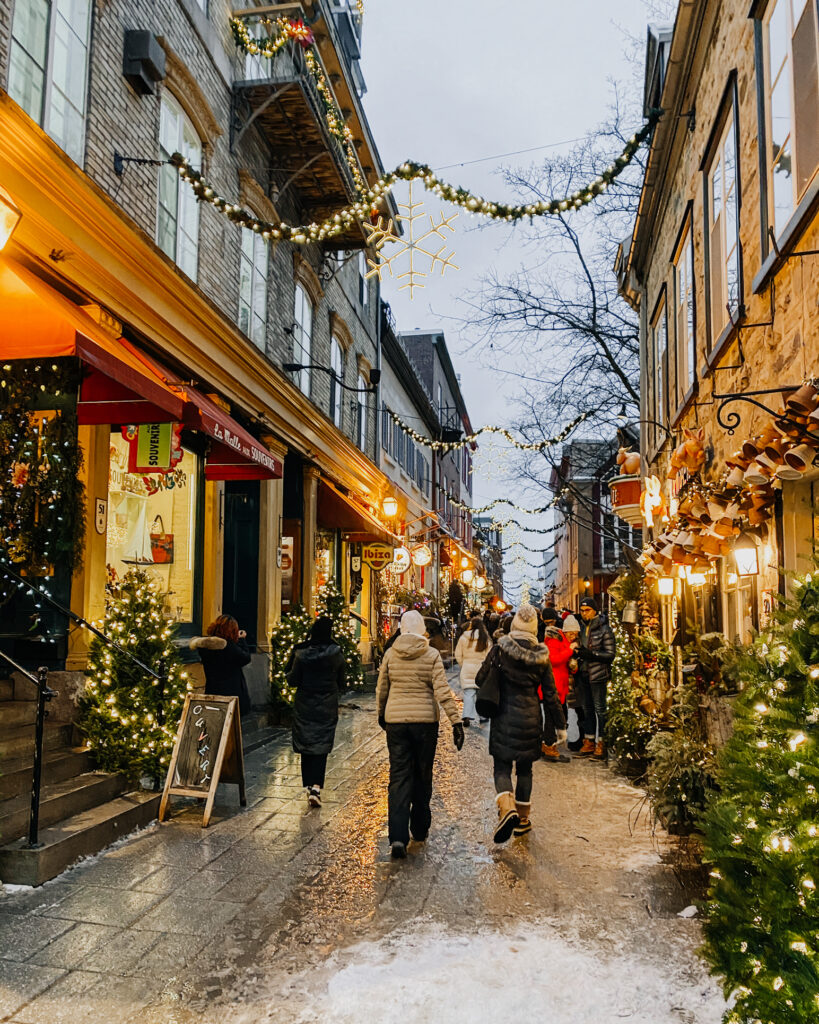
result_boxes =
[223,480,260,646]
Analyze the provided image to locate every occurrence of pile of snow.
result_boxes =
[239,920,727,1024]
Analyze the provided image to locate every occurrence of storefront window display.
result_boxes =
[106,430,200,624]
[723,561,758,645]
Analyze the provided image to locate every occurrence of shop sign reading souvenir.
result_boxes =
[122,423,183,474]
[362,542,394,571]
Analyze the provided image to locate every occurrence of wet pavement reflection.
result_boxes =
[0,683,720,1023]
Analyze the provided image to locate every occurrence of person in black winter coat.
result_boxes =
[287,616,345,807]
[481,605,565,843]
[574,596,616,761]
[190,615,252,716]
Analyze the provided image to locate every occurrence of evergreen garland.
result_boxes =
[0,358,85,608]
[317,578,364,689]
[270,605,313,707]
[701,572,819,1024]
[79,568,190,785]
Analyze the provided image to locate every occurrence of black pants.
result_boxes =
[300,752,328,788]
[493,757,534,802]
[385,722,439,845]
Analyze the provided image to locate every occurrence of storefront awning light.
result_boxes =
[657,576,674,596]
[460,555,470,569]
[474,574,487,591]
[382,496,398,518]
[734,535,759,577]
[461,568,474,585]
[0,189,22,251]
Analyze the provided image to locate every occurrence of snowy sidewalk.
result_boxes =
[0,690,727,1024]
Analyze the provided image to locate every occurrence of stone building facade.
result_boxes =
[621,0,819,643]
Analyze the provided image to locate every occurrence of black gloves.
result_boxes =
[576,647,592,662]
[453,722,465,751]
[378,714,386,731]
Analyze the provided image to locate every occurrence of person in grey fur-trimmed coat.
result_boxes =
[485,604,565,844]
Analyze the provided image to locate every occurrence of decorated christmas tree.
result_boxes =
[605,624,657,778]
[701,572,819,1024]
[317,578,364,689]
[79,568,190,786]
[270,604,312,706]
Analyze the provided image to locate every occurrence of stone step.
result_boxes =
[0,772,127,844]
[0,790,162,886]
[0,722,74,763]
[0,748,92,802]
[0,699,37,728]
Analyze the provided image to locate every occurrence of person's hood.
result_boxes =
[190,636,227,651]
[498,633,551,666]
[296,642,341,662]
[391,634,430,660]
[544,625,566,641]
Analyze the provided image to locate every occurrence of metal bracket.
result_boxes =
[712,384,806,436]
[232,81,294,150]
[113,152,168,177]
[768,225,819,262]
[712,282,776,374]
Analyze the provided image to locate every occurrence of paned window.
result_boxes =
[238,227,268,349]
[292,283,313,397]
[9,0,92,165]
[764,0,819,236]
[357,374,368,449]
[651,297,668,443]
[673,220,696,405]
[706,114,740,344]
[329,337,345,428]
[158,94,201,281]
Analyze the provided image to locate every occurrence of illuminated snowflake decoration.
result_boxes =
[363,181,459,299]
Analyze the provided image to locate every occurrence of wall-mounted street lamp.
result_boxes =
[582,575,591,590]
[657,576,674,596]
[282,363,381,394]
[381,496,398,518]
[0,189,22,251]
[734,534,760,577]
[474,574,487,591]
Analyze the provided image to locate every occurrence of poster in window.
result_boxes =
[281,536,294,606]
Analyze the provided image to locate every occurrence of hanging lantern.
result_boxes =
[474,574,487,591]
[381,496,398,518]
[657,576,674,596]
[734,534,759,577]
[460,555,470,569]
[461,568,474,585]
[410,543,432,567]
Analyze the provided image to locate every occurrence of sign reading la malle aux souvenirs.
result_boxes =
[159,693,246,828]
[362,542,395,571]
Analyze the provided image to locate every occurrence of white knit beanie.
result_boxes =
[400,610,427,636]
[562,614,581,632]
[510,604,538,636]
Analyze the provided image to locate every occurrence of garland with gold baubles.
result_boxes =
[0,358,85,609]
[175,13,659,248]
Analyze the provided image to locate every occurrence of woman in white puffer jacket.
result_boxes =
[454,616,492,726]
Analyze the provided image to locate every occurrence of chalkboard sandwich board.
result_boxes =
[159,693,246,827]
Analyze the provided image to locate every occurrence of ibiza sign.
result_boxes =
[362,542,394,571]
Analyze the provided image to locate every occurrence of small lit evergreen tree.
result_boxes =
[79,568,190,785]
[270,604,312,707]
[702,571,819,1024]
[317,578,363,689]
[605,624,657,777]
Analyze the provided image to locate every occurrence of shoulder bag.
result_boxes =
[475,646,502,719]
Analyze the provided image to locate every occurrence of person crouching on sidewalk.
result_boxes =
[376,610,464,860]
[454,615,492,726]
[489,605,566,843]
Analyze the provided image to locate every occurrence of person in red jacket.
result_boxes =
[540,608,573,763]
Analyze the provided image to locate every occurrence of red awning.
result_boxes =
[179,385,282,481]
[0,259,185,423]
[318,479,399,543]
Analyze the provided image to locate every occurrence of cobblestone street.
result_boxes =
[0,681,726,1024]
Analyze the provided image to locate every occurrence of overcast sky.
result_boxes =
[360,0,655,598]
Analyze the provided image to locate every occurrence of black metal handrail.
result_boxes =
[0,649,55,848]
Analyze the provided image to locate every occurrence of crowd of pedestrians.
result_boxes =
[280,595,616,860]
